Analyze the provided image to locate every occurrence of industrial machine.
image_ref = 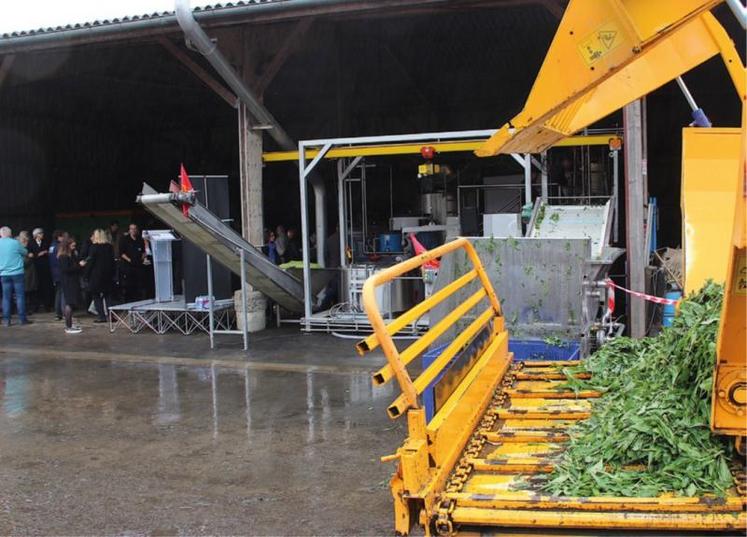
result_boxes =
[357,0,746,534]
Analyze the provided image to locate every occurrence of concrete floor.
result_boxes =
[0,313,405,535]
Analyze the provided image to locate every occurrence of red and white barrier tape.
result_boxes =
[605,279,680,306]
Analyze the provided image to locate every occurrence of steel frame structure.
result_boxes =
[297,129,543,330]
[108,297,235,336]
[296,129,622,329]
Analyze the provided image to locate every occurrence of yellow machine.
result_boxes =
[357,0,746,534]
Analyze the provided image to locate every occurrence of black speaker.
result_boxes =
[182,175,232,303]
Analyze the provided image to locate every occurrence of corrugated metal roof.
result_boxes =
[0,1,283,40]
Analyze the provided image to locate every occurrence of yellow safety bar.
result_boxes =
[357,238,504,419]
[358,238,514,534]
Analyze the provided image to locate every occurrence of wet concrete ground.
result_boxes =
[0,313,405,535]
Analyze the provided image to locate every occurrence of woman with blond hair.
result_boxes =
[85,229,116,323]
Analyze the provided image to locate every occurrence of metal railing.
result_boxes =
[356,237,504,419]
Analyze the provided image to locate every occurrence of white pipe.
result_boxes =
[726,0,747,29]
[524,154,532,205]
[675,76,698,112]
[299,144,312,329]
[310,176,326,267]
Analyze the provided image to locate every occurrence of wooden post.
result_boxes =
[623,100,647,338]
[237,31,267,333]
[238,30,264,246]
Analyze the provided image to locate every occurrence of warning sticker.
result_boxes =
[733,252,747,296]
[578,22,622,66]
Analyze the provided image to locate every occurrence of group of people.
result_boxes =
[264,225,301,265]
[0,221,153,334]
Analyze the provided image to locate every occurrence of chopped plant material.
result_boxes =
[534,205,546,230]
[543,336,568,348]
[543,282,733,498]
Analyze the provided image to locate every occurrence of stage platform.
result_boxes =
[108,296,235,336]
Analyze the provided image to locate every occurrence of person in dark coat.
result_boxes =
[17,231,38,313]
[49,230,67,320]
[120,223,145,302]
[57,236,83,334]
[28,228,51,311]
[85,229,116,323]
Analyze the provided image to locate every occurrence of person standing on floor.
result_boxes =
[266,230,279,265]
[120,223,145,302]
[275,225,288,264]
[0,226,31,326]
[85,229,116,323]
[57,236,83,334]
[109,221,121,258]
[17,231,38,315]
[29,228,51,312]
[285,227,302,262]
[49,230,67,320]
[79,230,95,311]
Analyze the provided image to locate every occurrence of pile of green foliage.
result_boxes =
[543,281,734,497]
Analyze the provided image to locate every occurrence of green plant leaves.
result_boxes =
[544,282,734,498]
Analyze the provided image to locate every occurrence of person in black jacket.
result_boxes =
[85,229,116,323]
[120,223,145,302]
[57,236,83,334]
[28,228,51,312]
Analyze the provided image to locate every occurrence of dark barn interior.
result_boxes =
[0,1,743,246]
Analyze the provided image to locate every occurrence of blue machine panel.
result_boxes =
[422,338,580,421]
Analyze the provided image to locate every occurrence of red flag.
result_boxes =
[179,164,193,217]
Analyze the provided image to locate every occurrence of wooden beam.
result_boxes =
[254,18,314,95]
[0,54,15,88]
[157,37,238,108]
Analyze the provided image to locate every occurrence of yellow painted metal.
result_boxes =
[420,332,510,501]
[475,0,743,156]
[484,430,570,443]
[445,491,747,513]
[387,306,494,418]
[712,105,747,437]
[449,507,747,530]
[371,287,487,389]
[487,442,563,457]
[262,134,618,162]
[358,237,503,419]
[681,128,741,294]
[514,369,590,380]
[358,237,512,530]
[468,457,555,474]
[357,269,478,355]
[359,1,747,531]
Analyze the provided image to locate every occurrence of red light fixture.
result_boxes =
[420,146,436,160]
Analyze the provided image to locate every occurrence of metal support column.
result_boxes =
[524,154,532,205]
[540,151,549,201]
[239,247,248,351]
[299,144,311,330]
[299,142,332,330]
[206,254,215,348]
[611,148,620,243]
[623,100,646,338]
[337,160,346,268]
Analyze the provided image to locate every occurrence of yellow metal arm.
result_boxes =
[476,0,744,156]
